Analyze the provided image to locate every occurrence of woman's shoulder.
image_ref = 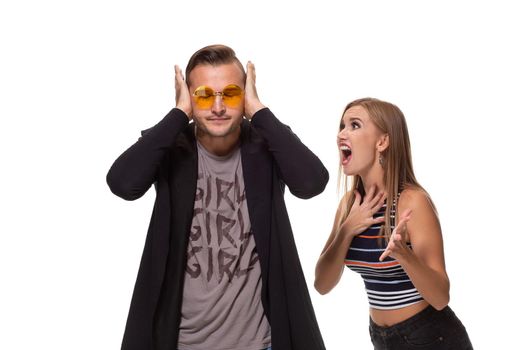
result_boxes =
[398,186,436,215]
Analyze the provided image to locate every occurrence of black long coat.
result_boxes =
[107,108,329,350]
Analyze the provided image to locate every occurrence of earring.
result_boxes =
[379,154,385,167]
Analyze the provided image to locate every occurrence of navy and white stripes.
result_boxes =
[345,203,424,310]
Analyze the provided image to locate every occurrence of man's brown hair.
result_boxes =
[185,44,246,86]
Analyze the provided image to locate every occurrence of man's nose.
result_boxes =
[211,95,226,115]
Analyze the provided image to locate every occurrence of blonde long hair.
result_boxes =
[337,98,429,243]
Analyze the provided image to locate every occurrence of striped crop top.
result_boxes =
[345,201,424,310]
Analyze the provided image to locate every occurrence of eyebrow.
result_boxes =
[340,116,363,127]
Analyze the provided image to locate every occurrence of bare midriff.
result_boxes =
[370,300,431,327]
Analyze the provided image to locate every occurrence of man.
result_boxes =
[107,44,328,350]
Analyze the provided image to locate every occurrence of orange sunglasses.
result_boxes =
[192,84,244,109]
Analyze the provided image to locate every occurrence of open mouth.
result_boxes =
[340,145,352,164]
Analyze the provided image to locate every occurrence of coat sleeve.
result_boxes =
[250,108,329,199]
[106,108,189,201]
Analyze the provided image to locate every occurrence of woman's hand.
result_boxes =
[315,186,385,294]
[379,209,412,261]
[340,186,386,238]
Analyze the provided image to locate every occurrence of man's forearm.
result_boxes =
[250,108,329,198]
[106,108,189,200]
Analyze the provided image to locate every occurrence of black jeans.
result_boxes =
[369,305,473,349]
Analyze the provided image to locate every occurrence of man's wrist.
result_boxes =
[246,102,266,120]
[175,105,192,120]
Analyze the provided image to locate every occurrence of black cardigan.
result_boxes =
[107,108,329,350]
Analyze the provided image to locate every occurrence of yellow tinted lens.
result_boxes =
[193,86,214,109]
[221,84,243,108]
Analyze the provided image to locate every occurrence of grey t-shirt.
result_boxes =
[178,141,271,350]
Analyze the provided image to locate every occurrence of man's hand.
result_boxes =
[244,61,266,120]
[175,65,192,119]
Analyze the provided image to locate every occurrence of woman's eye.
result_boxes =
[339,123,345,131]
[351,122,360,129]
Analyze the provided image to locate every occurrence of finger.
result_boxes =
[363,189,379,207]
[399,209,412,220]
[379,247,392,261]
[174,65,184,82]
[372,215,385,225]
[379,251,387,261]
[364,185,376,203]
[393,233,403,242]
[370,192,386,212]
[393,219,409,241]
[370,190,384,206]
[351,191,362,210]
[392,221,406,238]
[397,213,411,226]
[246,61,255,84]
[379,232,396,261]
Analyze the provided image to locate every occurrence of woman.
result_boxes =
[314,98,472,349]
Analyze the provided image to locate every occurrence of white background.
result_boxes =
[1,1,523,349]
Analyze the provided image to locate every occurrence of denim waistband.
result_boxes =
[369,305,453,337]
